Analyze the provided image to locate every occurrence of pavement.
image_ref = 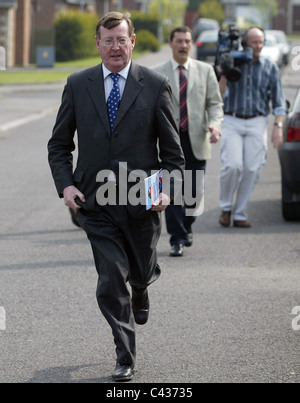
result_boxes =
[1,44,300,385]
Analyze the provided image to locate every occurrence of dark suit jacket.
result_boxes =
[48,61,185,217]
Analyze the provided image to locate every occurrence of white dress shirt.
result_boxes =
[102,61,131,102]
[170,57,191,92]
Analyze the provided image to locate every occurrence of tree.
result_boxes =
[250,0,279,26]
[198,0,224,24]
[148,0,188,41]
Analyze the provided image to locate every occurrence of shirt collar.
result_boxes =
[102,61,132,80]
[171,57,191,72]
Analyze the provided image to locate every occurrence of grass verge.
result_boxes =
[0,52,148,85]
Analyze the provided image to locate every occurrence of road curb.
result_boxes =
[0,46,173,132]
[0,106,58,133]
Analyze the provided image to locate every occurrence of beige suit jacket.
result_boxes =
[154,58,223,160]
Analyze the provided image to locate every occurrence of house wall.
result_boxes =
[94,0,117,15]
[34,0,56,30]
[15,0,31,65]
[0,6,16,66]
[273,0,289,32]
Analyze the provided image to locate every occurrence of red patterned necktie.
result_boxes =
[179,65,188,132]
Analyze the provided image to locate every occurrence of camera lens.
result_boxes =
[226,67,242,82]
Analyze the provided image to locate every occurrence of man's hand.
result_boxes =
[151,193,171,212]
[63,186,86,210]
[272,127,284,150]
[209,126,221,144]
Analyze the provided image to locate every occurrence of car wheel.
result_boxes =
[282,183,300,221]
[282,200,300,221]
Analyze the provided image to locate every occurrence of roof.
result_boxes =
[65,0,95,5]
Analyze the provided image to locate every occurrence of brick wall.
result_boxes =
[122,0,137,10]
[273,0,289,32]
[33,0,56,31]
[15,0,31,65]
[293,5,300,33]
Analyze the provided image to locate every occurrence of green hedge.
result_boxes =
[131,11,159,38]
[135,30,160,52]
[131,12,160,52]
[54,11,99,62]
[54,11,161,62]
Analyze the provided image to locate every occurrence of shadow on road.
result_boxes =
[26,363,113,383]
[197,198,300,235]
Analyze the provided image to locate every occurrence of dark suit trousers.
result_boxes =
[78,205,161,366]
[165,130,206,245]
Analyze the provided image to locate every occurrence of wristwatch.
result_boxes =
[274,122,283,128]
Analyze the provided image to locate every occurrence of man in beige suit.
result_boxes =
[154,26,223,256]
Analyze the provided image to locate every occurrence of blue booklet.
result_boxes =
[145,169,163,210]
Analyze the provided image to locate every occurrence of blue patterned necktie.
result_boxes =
[107,73,121,132]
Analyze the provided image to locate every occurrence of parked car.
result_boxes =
[261,33,283,67]
[192,18,220,42]
[196,30,219,61]
[279,89,300,221]
[265,30,291,65]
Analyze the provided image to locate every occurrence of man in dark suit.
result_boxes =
[48,12,185,382]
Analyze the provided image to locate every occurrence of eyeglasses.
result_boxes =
[99,38,131,47]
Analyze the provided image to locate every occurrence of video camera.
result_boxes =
[214,26,253,82]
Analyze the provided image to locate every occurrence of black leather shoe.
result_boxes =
[132,287,149,325]
[69,208,81,228]
[170,244,184,257]
[112,362,134,382]
[219,211,231,227]
[184,233,193,247]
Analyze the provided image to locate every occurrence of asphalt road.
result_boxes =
[0,46,300,384]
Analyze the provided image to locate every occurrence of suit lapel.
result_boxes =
[86,64,111,135]
[165,61,179,104]
[86,62,144,134]
[114,62,144,129]
[187,59,196,96]
[168,59,196,101]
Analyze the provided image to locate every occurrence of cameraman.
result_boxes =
[218,27,286,228]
